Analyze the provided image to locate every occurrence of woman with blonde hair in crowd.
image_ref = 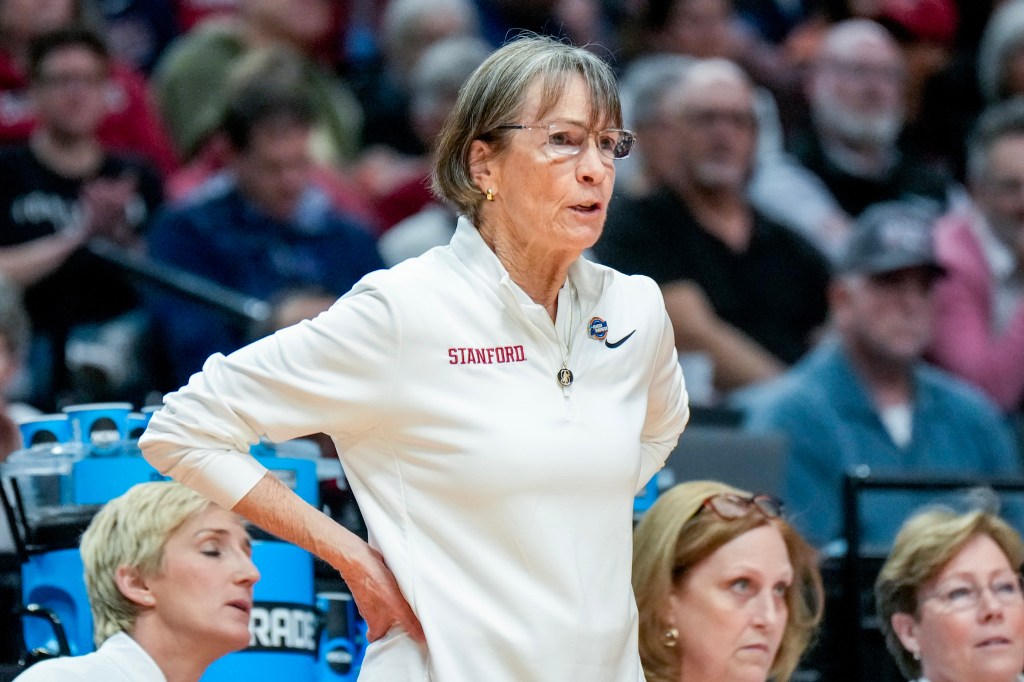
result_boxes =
[633,480,824,682]
[15,481,259,681]
[876,506,1024,682]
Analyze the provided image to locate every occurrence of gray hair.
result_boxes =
[966,97,1024,186]
[670,57,753,109]
[380,0,480,82]
[430,34,623,226]
[978,0,1024,104]
[817,19,901,66]
[411,36,492,110]
[619,53,694,130]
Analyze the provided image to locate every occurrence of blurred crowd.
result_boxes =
[2,4,1024,680]
[0,0,1023,545]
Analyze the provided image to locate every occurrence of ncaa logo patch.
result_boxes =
[588,317,608,340]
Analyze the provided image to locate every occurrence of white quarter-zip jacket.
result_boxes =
[141,218,690,681]
[13,632,167,681]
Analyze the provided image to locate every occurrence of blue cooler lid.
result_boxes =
[2,441,87,479]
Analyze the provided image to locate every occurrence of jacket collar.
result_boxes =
[814,339,937,420]
[448,216,613,316]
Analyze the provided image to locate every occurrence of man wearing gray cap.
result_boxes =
[743,200,1021,553]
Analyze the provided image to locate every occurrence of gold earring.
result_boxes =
[662,627,679,648]
[486,187,494,202]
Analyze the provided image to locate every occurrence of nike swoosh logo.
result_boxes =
[605,330,636,349]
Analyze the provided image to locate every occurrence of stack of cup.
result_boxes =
[61,403,133,456]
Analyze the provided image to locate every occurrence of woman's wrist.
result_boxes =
[314,514,370,578]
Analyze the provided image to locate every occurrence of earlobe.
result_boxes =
[661,590,681,629]
[658,596,681,648]
[115,565,155,607]
[468,139,494,193]
[890,612,920,658]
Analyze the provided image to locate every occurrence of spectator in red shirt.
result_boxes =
[0,0,178,176]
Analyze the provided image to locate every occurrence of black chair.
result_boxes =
[664,424,788,497]
[0,663,24,681]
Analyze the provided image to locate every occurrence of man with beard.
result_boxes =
[744,201,1020,551]
[595,58,830,395]
[775,19,953,257]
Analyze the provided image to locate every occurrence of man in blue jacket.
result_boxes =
[147,82,382,387]
[743,201,1022,554]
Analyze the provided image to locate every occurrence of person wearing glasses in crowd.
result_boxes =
[596,57,830,395]
[0,27,164,409]
[15,481,259,681]
[632,480,824,682]
[876,506,1024,682]
[140,34,689,682]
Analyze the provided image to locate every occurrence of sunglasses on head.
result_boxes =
[671,493,784,583]
[688,493,784,523]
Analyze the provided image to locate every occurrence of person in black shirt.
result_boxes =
[796,20,952,218]
[0,28,162,408]
[596,58,830,395]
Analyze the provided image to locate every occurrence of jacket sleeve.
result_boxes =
[637,280,690,491]
[139,283,396,509]
[931,265,1024,411]
[930,220,1024,411]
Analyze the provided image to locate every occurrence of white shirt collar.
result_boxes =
[100,632,167,681]
[967,206,1018,282]
[447,216,613,317]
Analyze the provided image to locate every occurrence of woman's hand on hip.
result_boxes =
[345,542,425,643]
[230,474,426,644]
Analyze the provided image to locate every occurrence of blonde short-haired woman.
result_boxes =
[876,507,1024,682]
[15,481,259,681]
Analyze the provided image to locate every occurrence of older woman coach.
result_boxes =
[140,34,689,682]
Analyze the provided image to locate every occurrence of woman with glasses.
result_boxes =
[876,507,1024,682]
[633,480,823,682]
[140,33,689,682]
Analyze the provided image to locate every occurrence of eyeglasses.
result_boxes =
[987,175,1024,199]
[689,493,784,523]
[924,575,1024,614]
[493,122,636,160]
[679,108,758,131]
[820,59,905,84]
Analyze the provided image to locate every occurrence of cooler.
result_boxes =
[1,405,323,679]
